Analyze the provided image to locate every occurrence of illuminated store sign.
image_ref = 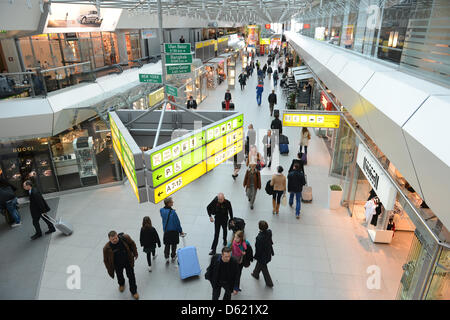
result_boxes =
[283,113,340,129]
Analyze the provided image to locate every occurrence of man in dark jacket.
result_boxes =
[288,152,305,174]
[268,90,277,116]
[224,89,232,110]
[186,96,197,109]
[103,230,139,299]
[251,220,274,287]
[287,164,306,218]
[205,247,239,300]
[270,112,283,136]
[0,177,21,227]
[207,193,233,255]
[23,180,55,239]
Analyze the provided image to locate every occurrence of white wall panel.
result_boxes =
[0,0,42,31]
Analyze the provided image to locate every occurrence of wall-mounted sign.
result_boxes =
[164,43,191,54]
[283,113,340,128]
[165,54,193,64]
[265,24,271,29]
[139,73,162,83]
[141,29,157,39]
[356,143,396,210]
[165,85,178,97]
[320,91,333,111]
[166,64,191,75]
[260,38,270,45]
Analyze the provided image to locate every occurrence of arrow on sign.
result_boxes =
[158,191,164,197]
[238,118,243,123]
[156,175,162,180]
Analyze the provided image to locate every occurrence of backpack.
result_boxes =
[205,255,221,281]
[265,180,274,195]
[242,241,254,268]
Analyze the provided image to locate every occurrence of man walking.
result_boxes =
[23,180,55,240]
[268,90,277,116]
[251,220,274,287]
[256,82,264,106]
[287,164,306,219]
[224,89,232,110]
[186,95,197,109]
[103,230,139,299]
[262,130,275,168]
[270,111,283,136]
[207,193,233,255]
[179,35,185,43]
[0,177,21,227]
[205,247,240,300]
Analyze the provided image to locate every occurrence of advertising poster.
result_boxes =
[44,3,122,33]
[246,25,259,46]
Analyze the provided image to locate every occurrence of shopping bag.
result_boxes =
[281,194,287,206]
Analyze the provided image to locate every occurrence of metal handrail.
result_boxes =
[93,64,123,75]
[41,61,91,73]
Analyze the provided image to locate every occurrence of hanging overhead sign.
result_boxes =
[109,113,147,203]
[165,85,178,97]
[165,54,193,64]
[206,139,243,172]
[282,113,340,129]
[139,73,162,83]
[205,114,244,143]
[164,43,191,54]
[356,143,397,210]
[166,64,191,75]
[148,87,164,106]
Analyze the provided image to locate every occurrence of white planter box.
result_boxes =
[328,187,343,210]
[368,229,394,244]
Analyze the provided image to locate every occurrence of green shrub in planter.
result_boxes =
[330,184,342,191]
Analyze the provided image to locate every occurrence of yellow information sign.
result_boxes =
[196,42,204,49]
[153,160,207,204]
[207,139,243,172]
[149,87,164,107]
[206,127,243,158]
[260,38,270,45]
[283,113,340,129]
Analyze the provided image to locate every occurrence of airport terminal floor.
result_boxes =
[1,54,415,300]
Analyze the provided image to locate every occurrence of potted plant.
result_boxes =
[286,92,297,109]
[328,184,343,209]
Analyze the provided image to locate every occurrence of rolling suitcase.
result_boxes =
[279,134,289,145]
[177,243,201,280]
[279,143,289,155]
[221,101,226,109]
[42,213,73,236]
[301,174,312,203]
[229,102,235,110]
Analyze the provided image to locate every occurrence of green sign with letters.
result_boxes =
[166,64,191,75]
[139,73,162,83]
[166,54,193,64]
[165,85,178,97]
[205,114,244,143]
[164,43,191,53]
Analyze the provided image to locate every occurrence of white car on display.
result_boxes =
[79,11,103,25]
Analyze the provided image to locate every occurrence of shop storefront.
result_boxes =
[125,31,142,61]
[0,116,123,196]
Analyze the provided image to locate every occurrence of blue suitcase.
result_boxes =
[177,246,201,279]
[280,143,289,155]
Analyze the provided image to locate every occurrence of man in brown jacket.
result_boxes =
[243,164,261,210]
[103,231,139,299]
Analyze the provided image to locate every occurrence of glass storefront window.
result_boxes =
[425,248,450,300]
[125,32,141,61]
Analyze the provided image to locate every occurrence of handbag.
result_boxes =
[281,193,287,206]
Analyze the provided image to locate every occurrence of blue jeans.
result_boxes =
[256,93,262,105]
[6,197,21,224]
[289,192,302,216]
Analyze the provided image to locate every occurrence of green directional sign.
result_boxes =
[139,73,162,83]
[205,114,244,143]
[151,146,206,188]
[166,64,191,75]
[165,43,191,53]
[166,54,193,64]
[166,85,178,97]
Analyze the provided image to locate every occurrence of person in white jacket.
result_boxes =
[299,127,311,154]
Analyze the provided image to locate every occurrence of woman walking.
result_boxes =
[251,220,274,287]
[243,164,261,210]
[246,145,264,171]
[270,166,286,215]
[139,216,161,272]
[299,127,311,154]
[160,197,186,264]
[229,230,249,293]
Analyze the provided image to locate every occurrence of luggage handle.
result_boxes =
[42,213,57,224]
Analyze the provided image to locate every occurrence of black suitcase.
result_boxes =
[222,101,226,109]
[229,102,235,110]
[228,217,245,232]
[279,134,289,145]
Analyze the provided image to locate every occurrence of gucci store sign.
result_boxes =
[356,143,396,210]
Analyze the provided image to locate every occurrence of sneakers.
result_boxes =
[11,222,22,228]
[209,250,216,256]
[148,266,152,272]
[132,293,139,300]
[119,285,125,292]
[296,216,300,219]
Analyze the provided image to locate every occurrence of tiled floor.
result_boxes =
[34,55,416,300]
